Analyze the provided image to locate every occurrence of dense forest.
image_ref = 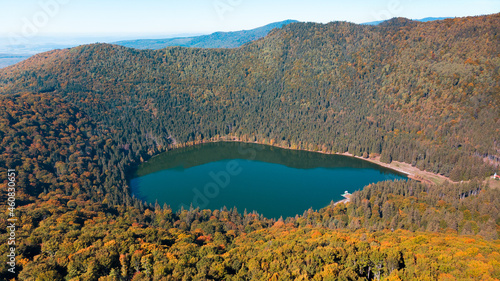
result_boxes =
[0,14,499,280]
[1,15,499,181]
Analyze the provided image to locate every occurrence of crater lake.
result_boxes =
[130,142,407,218]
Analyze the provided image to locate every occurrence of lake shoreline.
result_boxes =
[133,141,408,217]
[161,137,453,186]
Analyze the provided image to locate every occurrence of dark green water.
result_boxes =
[130,142,407,218]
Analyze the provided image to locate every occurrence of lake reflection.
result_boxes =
[130,142,406,218]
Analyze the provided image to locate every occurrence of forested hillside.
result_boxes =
[0,14,499,280]
[2,14,498,181]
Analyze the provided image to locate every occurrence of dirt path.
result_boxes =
[336,153,453,185]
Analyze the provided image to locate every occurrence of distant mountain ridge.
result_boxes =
[114,20,299,49]
[0,17,451,68]
[115,17,451,50]
[362,17,451,26]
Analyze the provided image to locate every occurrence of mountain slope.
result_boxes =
[0,92,498,280]
[2,14,499,181]
[114,19,298,49]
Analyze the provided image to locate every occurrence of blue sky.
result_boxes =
[0,0,499,37]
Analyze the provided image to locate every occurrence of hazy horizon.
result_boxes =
[1,0,498,38]
[0,1,498,56]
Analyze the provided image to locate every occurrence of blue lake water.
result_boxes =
[130,142,406,218]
